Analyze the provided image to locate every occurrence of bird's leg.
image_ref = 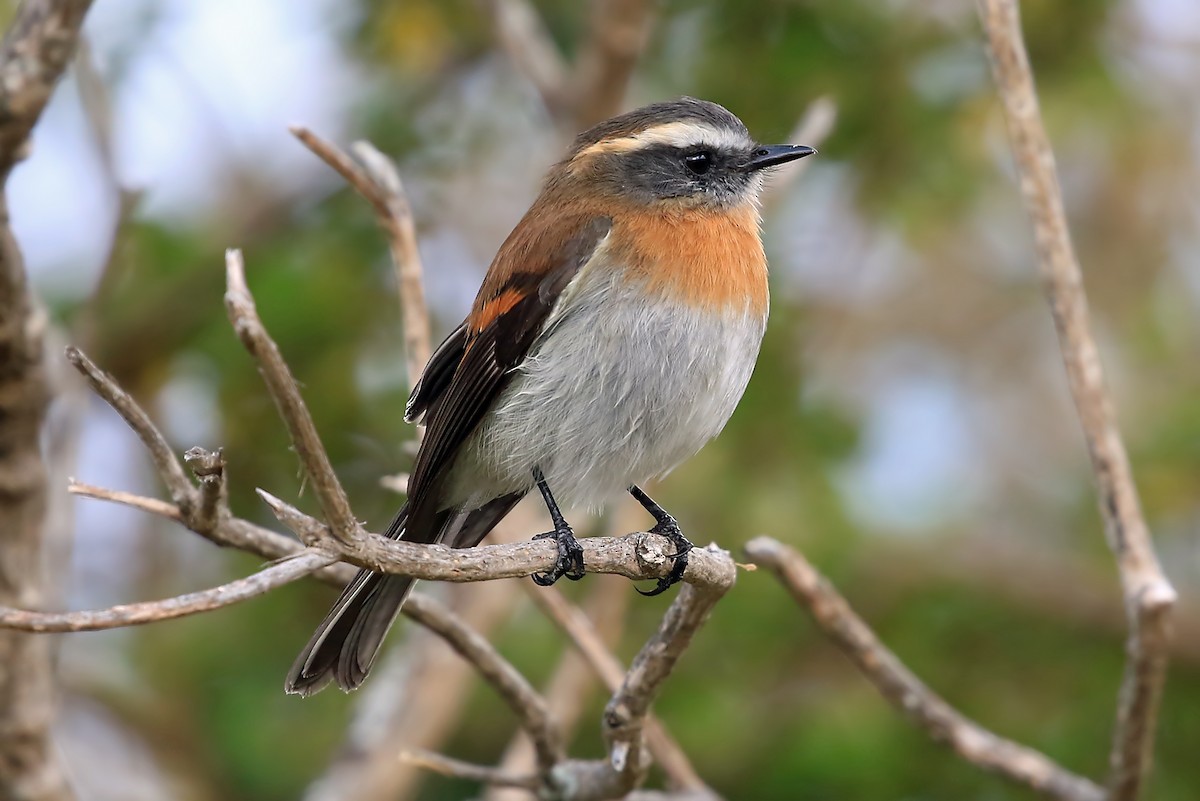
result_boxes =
[628,485,693,596]
[530,467,585,585]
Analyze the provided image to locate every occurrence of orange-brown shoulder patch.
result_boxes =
[470,288,524,334]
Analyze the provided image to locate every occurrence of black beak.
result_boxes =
[742,144,817,171]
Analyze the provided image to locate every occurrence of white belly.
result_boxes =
[445,267,766,510]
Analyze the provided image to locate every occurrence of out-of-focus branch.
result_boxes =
[763,96,838,206]
[290,127,431,392]
[571,0,657,129]
[0,0,93,173]
[589,568,733,800]
[225,249,362,545]
[484,0,570,118]
[488,574,631,801]
[978,3,1175,799]
[72,37,143,348]
[403,594,565,774]
[0,550,336,632]
[397,748,539,790]
[0,3,94,800]
[746,537,1105,801]
[303,555,529,801]
[485,0,655,130]
[523,584,708,795]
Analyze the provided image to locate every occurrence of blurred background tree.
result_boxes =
[10,0,1198,798]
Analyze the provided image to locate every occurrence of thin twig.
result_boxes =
[65,345,196,510]
[350,140,431,385]
[224,249,362,545]
[978,3,1175,799]
[0,551,335,632]
[489,574,632,801]
[403,594,565,775]
[68,480,183,522]
[572,548,735,800]
[524,584,708,793]
[397,748,540,790]
[746,537,1104,801]
[289,127,431,387]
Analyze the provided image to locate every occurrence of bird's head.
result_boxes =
[548,97,815,210]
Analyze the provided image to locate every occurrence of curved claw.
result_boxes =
[636,521,694,596]
[531,526,586,586]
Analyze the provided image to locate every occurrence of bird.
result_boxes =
[285,97,815,696]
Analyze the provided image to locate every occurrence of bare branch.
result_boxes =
[594,560,734,797]
[397,748,540,790]
[65,345,196,510]
[183,446,226,534]
[0,4,95,799]
[489,575,631,801]
[290,127,432,387]
[403,594,565,775]
[68,480,183,522]
[350,140,432,387]
[746,537,1104,801]
[524,584,708,794]
[978,2,1175,798]
[0,550,335,633]
[258,484,734,588]
[224,249,362,545]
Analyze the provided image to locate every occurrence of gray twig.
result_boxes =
[0,550,335,632]
[290,127,431,391]
[224,249,362,545]
[397,748,540,790]
[978,2,1175,799]
[66,345,196,510]
[404,594,565,775]
[746,536,1104,801]
[523,584,708,794]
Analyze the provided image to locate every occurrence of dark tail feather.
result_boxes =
[284,492,525,696]
[284,569,416,696]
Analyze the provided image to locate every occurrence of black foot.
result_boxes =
[629,486,694,597]
[530,525,586,585]
[530,467,585,586]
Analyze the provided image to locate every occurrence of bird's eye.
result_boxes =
[684,151,713,176]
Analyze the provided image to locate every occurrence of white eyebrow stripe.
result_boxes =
[574,121,750,161]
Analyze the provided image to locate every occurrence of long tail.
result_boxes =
[284,493,524,696]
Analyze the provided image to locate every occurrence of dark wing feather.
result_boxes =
[403,215,612,537]
[405,322,468,424]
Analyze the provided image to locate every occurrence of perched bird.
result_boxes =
[286,97,814,696]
